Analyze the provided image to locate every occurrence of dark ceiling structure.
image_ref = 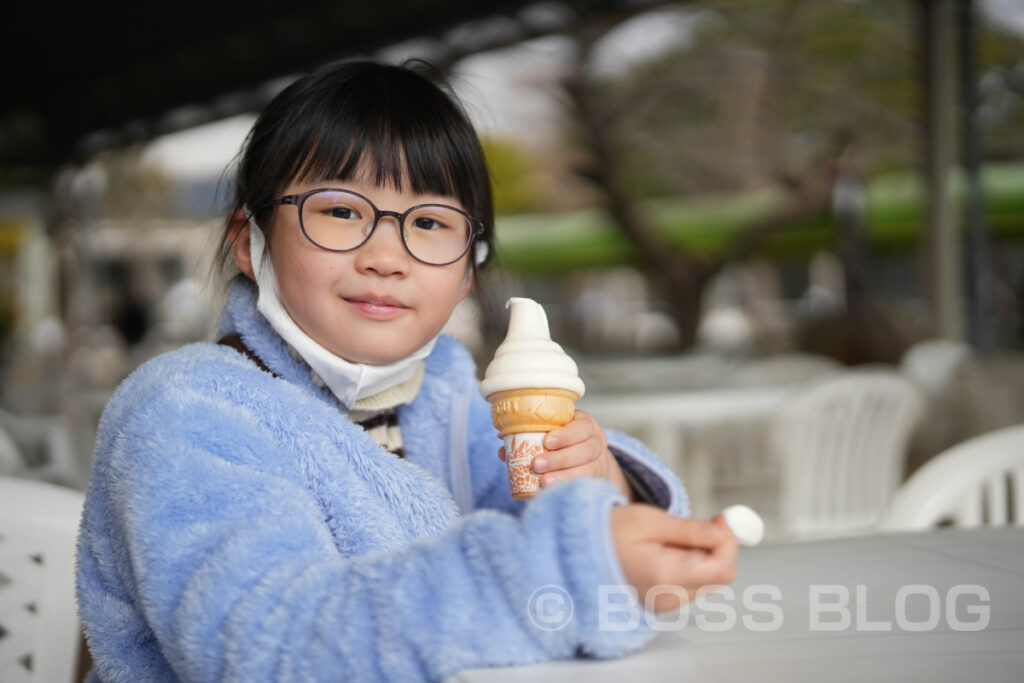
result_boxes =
[2,0,668,170]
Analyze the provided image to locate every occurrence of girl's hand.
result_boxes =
[498,410,633,500]
[611,504,739,612]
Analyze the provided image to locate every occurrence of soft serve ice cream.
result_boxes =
[480,297,585,498]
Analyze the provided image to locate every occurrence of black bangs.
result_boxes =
[222,58,495,277]
[283,62,485,213]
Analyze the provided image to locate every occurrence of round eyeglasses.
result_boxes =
[268,188,484,266]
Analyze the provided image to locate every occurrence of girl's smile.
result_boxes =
[344,293,410,321]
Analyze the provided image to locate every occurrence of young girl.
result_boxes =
[76,58,738,682]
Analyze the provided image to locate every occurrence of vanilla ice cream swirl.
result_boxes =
[479,297,586,398]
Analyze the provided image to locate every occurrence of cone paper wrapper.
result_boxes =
[504,432,546,499]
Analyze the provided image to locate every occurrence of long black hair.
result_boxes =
[216,57,495,278]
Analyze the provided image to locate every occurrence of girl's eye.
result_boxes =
[329,207,358,220]
[412,216,448,231]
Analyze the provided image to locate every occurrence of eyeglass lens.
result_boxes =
[300,189,473,264]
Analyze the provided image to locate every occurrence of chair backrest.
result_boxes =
[877,424,1024,531]
[581,385,795,520]
[0,410,84,489]
[771,368,924,540]
[0,425,24,476]
[900,338,971,397]
[0,476,85,683]
[729,353,843,388]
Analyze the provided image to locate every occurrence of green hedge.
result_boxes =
[493,162,1024,272]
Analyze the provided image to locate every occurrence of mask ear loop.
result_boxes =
[242,206,268,275]
[461,241,489,290]
[474,241,489,266]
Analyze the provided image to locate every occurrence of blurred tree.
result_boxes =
[481,136,549,214]
[978,14,1024,159]
[554,0,1024,354]
[600,0,1022,196]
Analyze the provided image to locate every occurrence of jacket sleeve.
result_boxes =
[606,429,690,517]
[77,377,654,683]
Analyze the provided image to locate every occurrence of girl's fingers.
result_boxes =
[644,541,737,600]
[678,517,739,586]
[533,443,602,474]
[539,464,602,488]
[612,506,740,613]
[543,410,603,451]
[680,547,738,588]
[650,514,730,553]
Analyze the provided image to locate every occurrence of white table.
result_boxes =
[448,527,1024,682]
[579,386,793,518]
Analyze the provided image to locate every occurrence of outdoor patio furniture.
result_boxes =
[900,338,974,466]
[0,476,85,683]
[727,352,843,388]
[877,423,1024,530]
[770,368,924,541]
[0,425,22,477]
[0,410,84,490]
[580,383,795,519]
[447,527,1024,682]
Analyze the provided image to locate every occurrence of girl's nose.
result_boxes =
[353,216,410,276]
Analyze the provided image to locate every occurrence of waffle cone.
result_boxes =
[486,388,578,438]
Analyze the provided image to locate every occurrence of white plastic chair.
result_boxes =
[729,352,843,387]
[770,368,924,540]
[877,424,1024,531]
[581,385,792,519]
[0,476,85,683]
[0,425,24,476]
[0,410,84,489]
[900,338,971,397]
[899,338,973,461]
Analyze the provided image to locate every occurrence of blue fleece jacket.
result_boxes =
[75,278,689,682]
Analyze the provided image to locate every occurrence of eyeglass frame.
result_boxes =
[265,187,486,266]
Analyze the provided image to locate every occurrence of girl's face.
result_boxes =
[264,174,474,365]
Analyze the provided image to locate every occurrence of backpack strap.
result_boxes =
[217,333,277,377]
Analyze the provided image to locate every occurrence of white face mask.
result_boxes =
[247,219,436,408]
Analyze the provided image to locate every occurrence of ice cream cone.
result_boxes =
[488,388,578,499]
[480,298,586,500]
[487,388,579,438]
